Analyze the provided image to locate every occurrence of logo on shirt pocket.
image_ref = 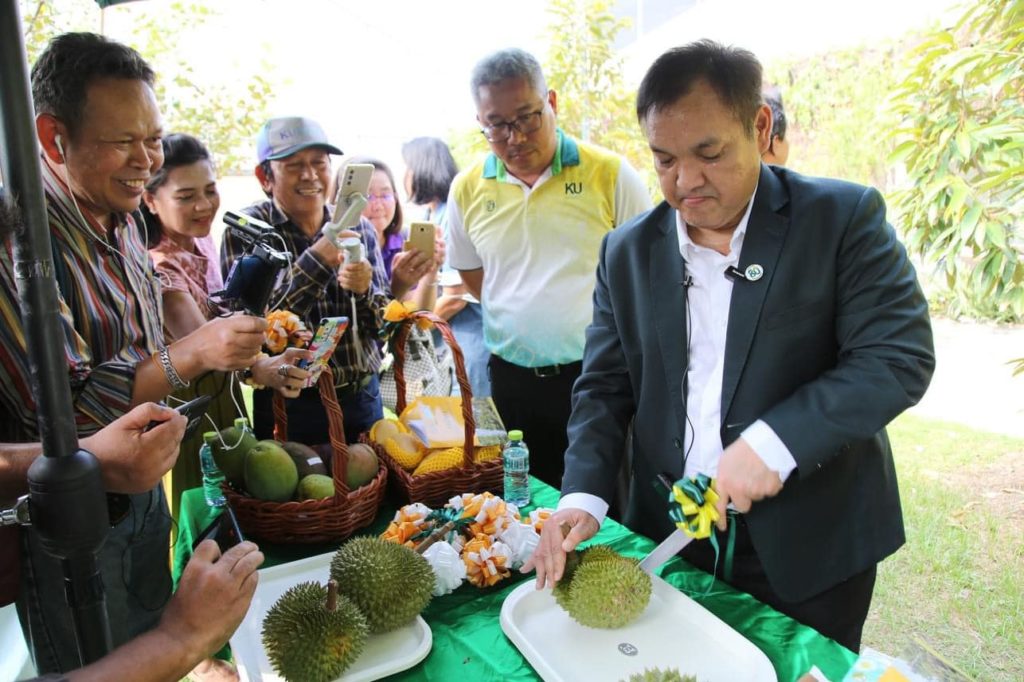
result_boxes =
[486,199,496,212]
[565,181,583,195]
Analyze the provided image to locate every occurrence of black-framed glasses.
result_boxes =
[479,108,545,143]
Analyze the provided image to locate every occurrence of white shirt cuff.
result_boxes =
[741,419,797,483]
[558,492,608,526]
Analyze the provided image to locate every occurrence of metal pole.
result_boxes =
[0,0,112,666]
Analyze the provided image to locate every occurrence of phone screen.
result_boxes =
[299,316,350,387]
[192,505,245,553]
[146,394,212,440]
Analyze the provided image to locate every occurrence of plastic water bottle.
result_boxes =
[502,429,530,507]
[199,431,226,507]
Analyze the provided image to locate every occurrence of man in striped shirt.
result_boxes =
[0,33,267,674]
[221,117,390,445]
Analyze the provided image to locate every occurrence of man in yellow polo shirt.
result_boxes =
[446,48,651,488]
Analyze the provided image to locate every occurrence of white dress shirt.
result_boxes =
[561,190,797,525]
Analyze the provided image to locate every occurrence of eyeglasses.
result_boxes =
[479,108,545,143]
[366,193,395,203]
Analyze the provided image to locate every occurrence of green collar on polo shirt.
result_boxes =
[482,128,580,181]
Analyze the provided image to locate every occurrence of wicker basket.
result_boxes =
[224,367,387,544]
[367,310,503,507]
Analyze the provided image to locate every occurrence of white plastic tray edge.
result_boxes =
[231,551,432,682]
[500,574,776,682]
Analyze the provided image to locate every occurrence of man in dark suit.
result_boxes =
[525,40,935,651]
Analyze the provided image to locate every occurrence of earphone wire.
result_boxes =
[682,262,695,473]
[58,151,159,312]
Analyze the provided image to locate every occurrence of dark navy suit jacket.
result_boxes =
[562,164,935,601]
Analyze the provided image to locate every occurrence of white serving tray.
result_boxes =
[500,574,776,682]
[231,551,432,682]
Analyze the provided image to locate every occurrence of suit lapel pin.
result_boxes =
[745,264,764,281]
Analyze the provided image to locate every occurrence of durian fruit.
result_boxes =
[412,447,465,476]
[472,444,502,463]
[622,668,696,682]
[552,544,619,609]
[383,432,426,471]
[262,580,368,682]
[330,536,434,633]
[554,544,652,629]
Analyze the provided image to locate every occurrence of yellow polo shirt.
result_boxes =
[446,130,651,367]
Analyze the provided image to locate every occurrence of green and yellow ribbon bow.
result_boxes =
[668,473,720,539]
[666,473,736,586]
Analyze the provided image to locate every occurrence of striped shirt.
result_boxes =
[0,161,164,441]
[219,200,388,383]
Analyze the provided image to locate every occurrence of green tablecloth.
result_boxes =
[173,480,856,681]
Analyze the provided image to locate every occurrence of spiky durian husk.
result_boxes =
[623,667,697,682]
[553,545,652,629]
[261,581,368,682]
[554,544,635,611]
[330,536,434,633]
[578,544,621,565]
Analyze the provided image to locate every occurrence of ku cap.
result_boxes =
[256,116,342,164]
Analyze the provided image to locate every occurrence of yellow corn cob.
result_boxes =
[473,445,502,463]
[413,447,466,476]
[383,434,425,471]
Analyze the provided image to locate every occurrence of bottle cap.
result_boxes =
[234,417,249,428]
[508,429,523,441]
[202,431,218,444]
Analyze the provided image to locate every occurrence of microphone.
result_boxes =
[682,275,694,288]
[724,266,746,282]
[725,264,765,283]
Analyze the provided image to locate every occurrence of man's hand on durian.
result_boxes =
[713,437,783,530]
[521,508,599,591]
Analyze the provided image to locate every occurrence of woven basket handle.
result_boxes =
[272,366,350,497]
[394,310,474,465]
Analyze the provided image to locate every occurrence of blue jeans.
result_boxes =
[17,486,172,674]
[253,375,383,445]
[442,302,491,399]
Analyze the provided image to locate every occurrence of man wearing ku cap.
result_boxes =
[220,116,390,444]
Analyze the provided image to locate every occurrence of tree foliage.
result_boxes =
[543,0,657,198]
[19,0,272,175]
[887,0,1024,322]
[764,41,907,191]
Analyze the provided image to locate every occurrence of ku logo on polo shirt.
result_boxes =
[565,181,583,195]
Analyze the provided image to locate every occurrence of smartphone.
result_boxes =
[147,394,212,441]
[405,221,436,257]
[332,163,374,226]
[192,504,245,553]
[298,316,350,387]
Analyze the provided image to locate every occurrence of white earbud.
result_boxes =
[54,134,65,161]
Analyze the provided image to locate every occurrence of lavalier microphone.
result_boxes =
[725,264,765,283]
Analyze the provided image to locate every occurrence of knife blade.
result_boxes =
[638,527,693,574]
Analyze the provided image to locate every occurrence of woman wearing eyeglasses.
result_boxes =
[332,156,442,308]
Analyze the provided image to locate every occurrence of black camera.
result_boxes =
[212,211,291,315]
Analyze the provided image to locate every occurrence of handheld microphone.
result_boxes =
[223,210,274,241]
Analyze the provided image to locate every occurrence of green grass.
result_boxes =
[863,413,1024,681]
